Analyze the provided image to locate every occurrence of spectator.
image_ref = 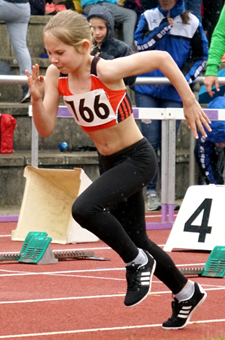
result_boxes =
[195,96,225,185]
[134,0,208,211]
[81,0,137,48]
[87,5,136,87]
[204,3,225,97]
[0,0,32,103]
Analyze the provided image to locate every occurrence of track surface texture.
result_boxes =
[0,214,225,340]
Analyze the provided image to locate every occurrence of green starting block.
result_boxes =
[180,246,225,278]
[18,232,57,265]
[19,232,47,256]
[0,231,110,264]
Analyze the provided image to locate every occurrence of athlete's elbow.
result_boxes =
[36,124,54,138]
[40,131,52,138]
[159,51,177,70]
[160,51,172,61]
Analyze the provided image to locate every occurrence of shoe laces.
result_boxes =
[126,263,141,289]
[166,298,181,321]
[169,296,192,321]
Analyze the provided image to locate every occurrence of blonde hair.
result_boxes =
[43,10,92,47]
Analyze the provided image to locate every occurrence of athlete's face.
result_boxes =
[89,18,107,47]
[159,0,177,10]
[44,34,83,73]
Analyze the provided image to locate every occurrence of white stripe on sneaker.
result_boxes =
[140,273,151,285]
[178,306,192,318]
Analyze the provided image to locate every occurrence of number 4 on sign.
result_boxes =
[184,198,212,243]
[164,185,225,252]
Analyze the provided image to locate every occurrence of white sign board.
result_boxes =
[164,185,225,252]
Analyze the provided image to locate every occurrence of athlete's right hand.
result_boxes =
[25,64,45,101]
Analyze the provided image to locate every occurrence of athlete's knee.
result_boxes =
[71,198,90,226]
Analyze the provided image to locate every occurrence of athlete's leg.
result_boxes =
[72,139,157,263]
[111,186,187,294]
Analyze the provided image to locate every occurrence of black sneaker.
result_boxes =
[162,282,207,330]
[124,250,156,307]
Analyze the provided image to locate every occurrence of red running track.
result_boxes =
[0,214,225,340]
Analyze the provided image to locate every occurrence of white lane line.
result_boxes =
[0,244,166,254]
[43,274,125,280]
[0,263,206,274]
[0,318,224,339]
[0,294,126,304]
[0,287,224,305]
[203,283,225,288]
[0,267,126,277]
[0,262,207,276]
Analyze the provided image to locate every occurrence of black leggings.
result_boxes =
[72,138,187,294]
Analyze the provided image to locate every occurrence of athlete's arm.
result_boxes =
[26,64,60,137]
[98,52,211,138]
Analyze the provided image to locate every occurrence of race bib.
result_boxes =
[63,89,116,127]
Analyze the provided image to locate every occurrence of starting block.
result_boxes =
[0,232,110,264]
[18,231,57,264]
[164,185,225,252]
[180,245,225,278]
[11,166,99,244]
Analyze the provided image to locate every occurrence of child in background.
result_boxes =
[87,5,136,86]
[81,0,137,48]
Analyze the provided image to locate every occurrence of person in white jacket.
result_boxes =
[134,0,208,211]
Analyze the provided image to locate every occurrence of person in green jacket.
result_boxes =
[204,4,225,97]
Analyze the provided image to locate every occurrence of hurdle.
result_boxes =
[29,105,180,230]
[2,107,225,231]
[29,105,225,230]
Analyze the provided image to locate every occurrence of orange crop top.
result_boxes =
[58,57,133,132]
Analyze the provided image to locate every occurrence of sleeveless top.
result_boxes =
[58,57,133,132]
